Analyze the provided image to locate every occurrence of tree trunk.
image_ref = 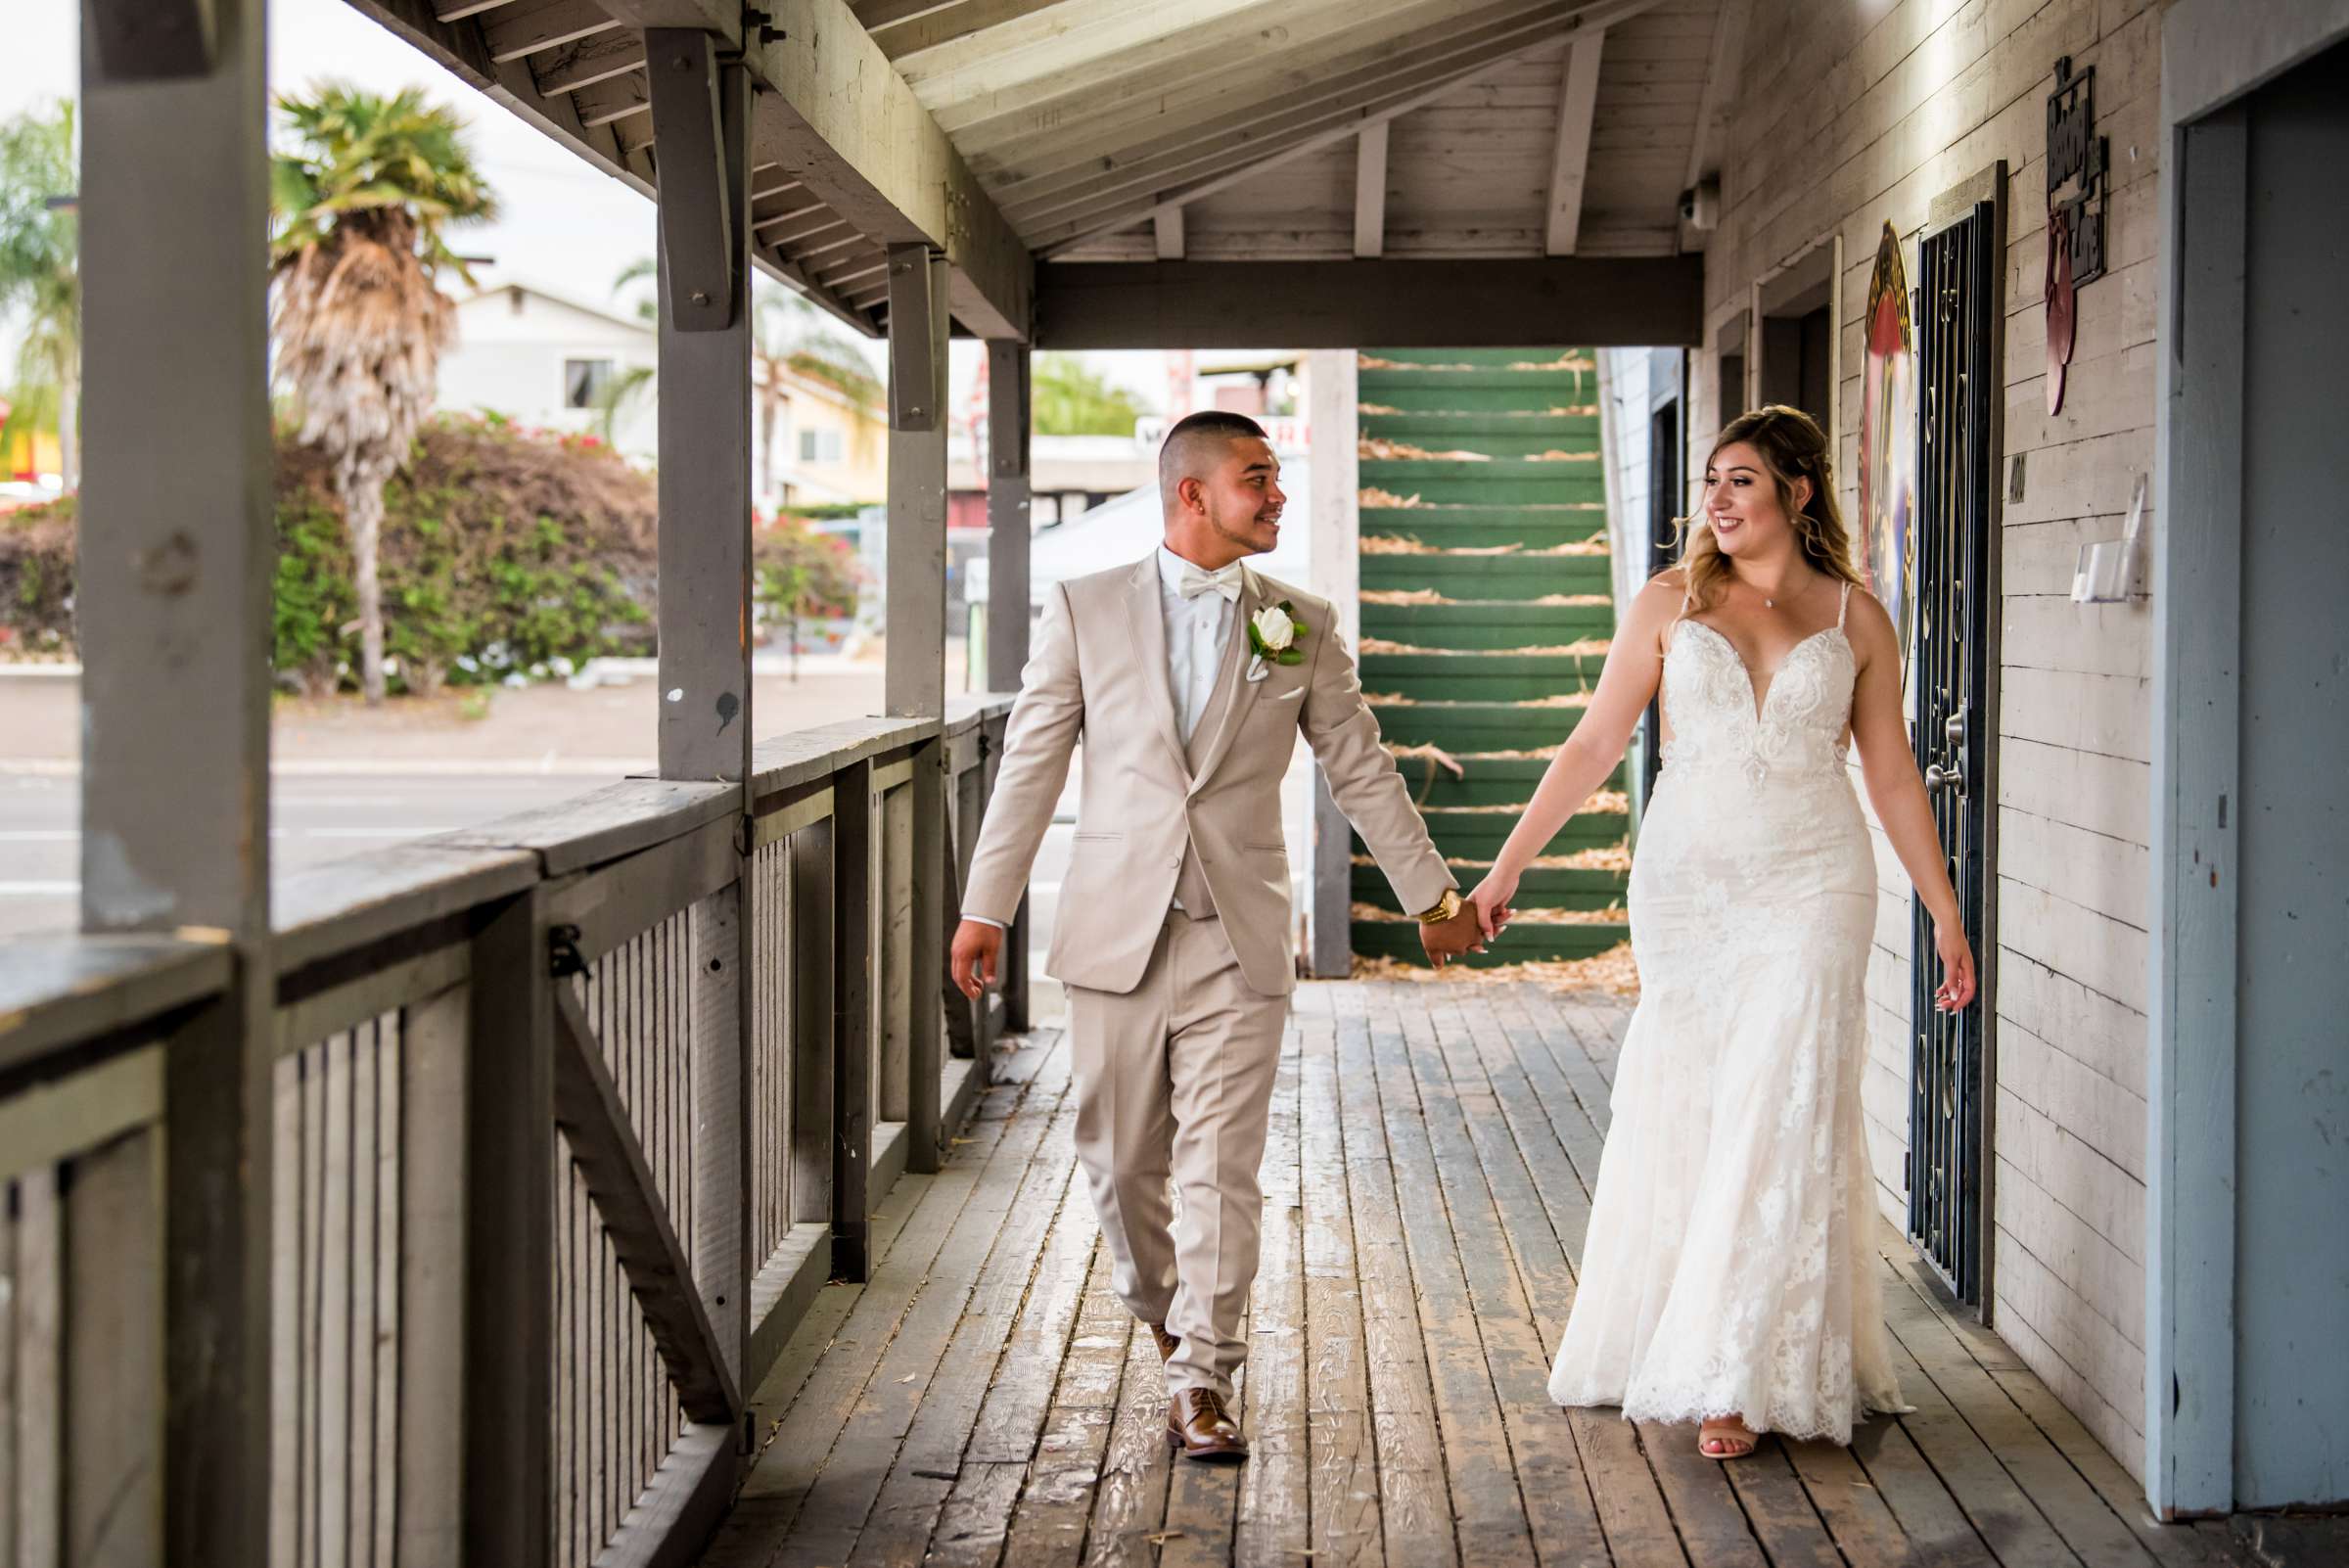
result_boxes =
[57,363,79,495]
[345,476,388,705]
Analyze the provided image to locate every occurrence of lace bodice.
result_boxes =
[1660,590,1856,787]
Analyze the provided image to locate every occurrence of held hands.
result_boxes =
[1932,919,1977,1012]
[948,918,1004,1001]
[1418,903,1490,967]
[1467,869,1520,942]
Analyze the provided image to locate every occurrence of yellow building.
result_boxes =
[1,424,65,489]
[762,363,887,509]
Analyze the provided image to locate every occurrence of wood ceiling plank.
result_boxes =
[1006,2,1618,230]
[1032,0,1664,253]
[481,0,620,62]
[896,0,1268,106]
[967,0,1589,191]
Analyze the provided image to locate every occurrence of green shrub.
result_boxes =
[2,416,671,692]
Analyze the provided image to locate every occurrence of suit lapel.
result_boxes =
[1185,564,1268,787]
[1121,555,1191,778]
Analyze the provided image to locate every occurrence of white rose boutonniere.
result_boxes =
[1245,599,1310,681]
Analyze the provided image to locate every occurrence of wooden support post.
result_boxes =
[985,343,1034,1032]
[907,738,945,1172]
[654,43,755,785]
[791,818,837,1232]
[1306,349,1360,979]
[830,761,876,1280]
[79,1,274,1560]
[690,888,748,1393]
[886,245,950,721]
[464,893,554,1567]
[887,245,950,1172]
[985,341,1033,693]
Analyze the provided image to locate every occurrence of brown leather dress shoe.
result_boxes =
[1167,1389,1249,1462]
[1147,1322,1180,1362]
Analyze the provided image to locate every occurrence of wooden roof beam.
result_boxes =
[1155,206,1185,261]
[1034,256,1704,348]
[749,0,1033,339]
[1543,29,1602,254]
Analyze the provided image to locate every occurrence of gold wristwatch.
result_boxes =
[1416,888,1464,925]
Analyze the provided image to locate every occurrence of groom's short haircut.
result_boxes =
[1158,410,1269,501]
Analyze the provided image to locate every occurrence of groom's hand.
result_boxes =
[948,919,1003,1000]
[1418,905,1488,967]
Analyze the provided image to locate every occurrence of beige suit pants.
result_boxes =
[1067,908,1288,1402]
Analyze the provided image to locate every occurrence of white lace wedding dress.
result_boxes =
[1547,582,1906,1445]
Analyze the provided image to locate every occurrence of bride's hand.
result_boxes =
[1468,870,1519,940]
[1932,919,1977,1011]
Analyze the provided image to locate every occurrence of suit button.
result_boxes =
[1168,856,1181,869]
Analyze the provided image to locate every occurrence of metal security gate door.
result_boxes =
[1908,201,1998,1308]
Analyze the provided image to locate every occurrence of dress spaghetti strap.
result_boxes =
[1836,580,1852,630]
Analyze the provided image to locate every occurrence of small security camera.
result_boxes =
[1679,176,1721,232]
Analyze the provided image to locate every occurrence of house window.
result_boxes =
[799,428,844,463]
[565,358,615,410]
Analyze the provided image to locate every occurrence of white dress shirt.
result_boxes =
[1156,544,1240,744]
[963,547,1240,934]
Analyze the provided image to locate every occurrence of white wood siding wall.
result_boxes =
[1689,0,2163,1478]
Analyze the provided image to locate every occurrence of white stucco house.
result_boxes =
[437,277,661,464]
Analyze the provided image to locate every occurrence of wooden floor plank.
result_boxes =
[1332,993,1459,1568]
[701,1048,1062,1565]
[1411,997,1618,1567]
[1233,1028,1309,1568]
[1876,1290,2087,1565]
[1297,1012,1386,1568]
[1085,1313,1175,1567]
[1879,1256,2159,1568]
[1365,999,1537,1567]
[1474,995,1690,1565]
[780,1058,1077,1568]
[688,983,2219,1568]
[926,1171,1099,1568]
[1158,1364,1243,1568]
[1719,1438,1842,1568]
[845,1085,1082,1568]
[997,1240,1130,1568]
[1779,1435,1919,1565]
[1633,1421,1766,1568]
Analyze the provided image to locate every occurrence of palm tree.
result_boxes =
[0,103,80,492]
[270,84,494,704]
[604,261,881,501]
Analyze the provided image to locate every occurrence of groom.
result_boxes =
[949,410,1484,1462]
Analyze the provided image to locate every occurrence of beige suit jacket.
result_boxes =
[962,554,1453,996]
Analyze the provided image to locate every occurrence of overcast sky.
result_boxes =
[4,0,1184,417]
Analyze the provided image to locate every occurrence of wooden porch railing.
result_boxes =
[0,695,1022,1568]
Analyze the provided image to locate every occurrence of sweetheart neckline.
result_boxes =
[1673,618,1850,726]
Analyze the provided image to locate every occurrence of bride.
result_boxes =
[1467,404,1976,1459]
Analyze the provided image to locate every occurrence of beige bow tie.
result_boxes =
[1177,563,1243,602]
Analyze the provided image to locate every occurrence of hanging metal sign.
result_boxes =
[2046,56,2107,287]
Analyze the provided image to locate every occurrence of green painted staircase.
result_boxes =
[1351,347,1632,967]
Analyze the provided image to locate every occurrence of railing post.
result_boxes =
[79,0,275,1560]
[887,246,950,1173]
[463,891,554,1567]
[986,343,1035,1032]
[649,34,755,1415]
[830,760,877,1279]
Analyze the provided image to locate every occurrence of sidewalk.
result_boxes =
[0,644,972,774]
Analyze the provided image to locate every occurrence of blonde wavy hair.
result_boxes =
[1674,404,1865,615]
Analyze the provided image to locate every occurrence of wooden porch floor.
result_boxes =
[698,982,2307,1568]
